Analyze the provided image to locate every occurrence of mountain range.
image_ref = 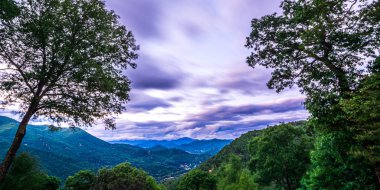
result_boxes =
[109,138,232,155]
[0,116,230,181]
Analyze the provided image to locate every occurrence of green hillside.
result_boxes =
[0,116,209,181]
[198,121,306,172]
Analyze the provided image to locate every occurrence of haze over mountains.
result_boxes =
[0,116,231,181]
[109,138,232,155]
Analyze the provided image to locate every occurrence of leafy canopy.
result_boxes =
[0,0,19,20]
[0,153,60,190]
[93,163,164,190]
[215,155,257,190]
[301,131,378,190]
[249,123,313,190]
[65,170,96,190]
[246,0,379,96]
[0,0,138,127]
[176,169,217,190]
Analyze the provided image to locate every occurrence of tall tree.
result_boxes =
[245,0,380,188]
[0,0,138,182]
[245,0,379,116]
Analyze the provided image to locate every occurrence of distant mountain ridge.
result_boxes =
[109,138,232,155]
[0,116,212,181]
[109,137,195,149]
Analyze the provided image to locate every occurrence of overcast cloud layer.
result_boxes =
[1,0,309,140]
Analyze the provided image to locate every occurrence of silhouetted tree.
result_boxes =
[0,0,138,181]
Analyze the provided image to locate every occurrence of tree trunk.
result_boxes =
[0,106,36,183]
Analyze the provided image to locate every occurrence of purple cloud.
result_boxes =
[191,98,305,123]
[84,0,307,140]
[126,54,185,90]
[105,0,162,39]
[127,92,171,111]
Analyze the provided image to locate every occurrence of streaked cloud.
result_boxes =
[2,0,308,140]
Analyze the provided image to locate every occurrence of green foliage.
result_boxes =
[301,63,380,190]
[341,73,380,165]
[65,170,96,190]
[246,0,379,96]
[0,153,60,190]
[93,163,164,190]
[199,121,306,172]
[301,132,378,190]
[245,0,380,188]
[199,130,262,171]
[162,178,180,190]
[64,163,165,190]
[0,0,138,181]
[215,155,257,190]
[249,123,313,190]
[0,0,19,20]
[176,170,217,190]
[0,0,138,128]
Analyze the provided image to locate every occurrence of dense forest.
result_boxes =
[1,0,380,189]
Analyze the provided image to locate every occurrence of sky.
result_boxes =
[1,0,309,140]
[85,0,309,140]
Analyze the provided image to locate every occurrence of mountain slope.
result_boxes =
[198,121,307,171]
[0,116,209,181]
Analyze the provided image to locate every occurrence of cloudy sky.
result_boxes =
[2,0,309,140]
[82,0,308,140]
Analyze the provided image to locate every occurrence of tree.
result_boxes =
[176,169,217,190]
[216,155,257,190]
[246,0,379,96]
[0,153,60,190]
[245,0,380,187]
[248,123,313,190]
[93,163,164,190]
[0,0,138,181]
[300,132,378,190]
[0,0,19,20]
[340,60,380,184]
[245,0,380,128]
[65,170,96,190]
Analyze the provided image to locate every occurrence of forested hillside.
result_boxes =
[1,0,380,189]
[199,121,306,172]
[0,116,208,181]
